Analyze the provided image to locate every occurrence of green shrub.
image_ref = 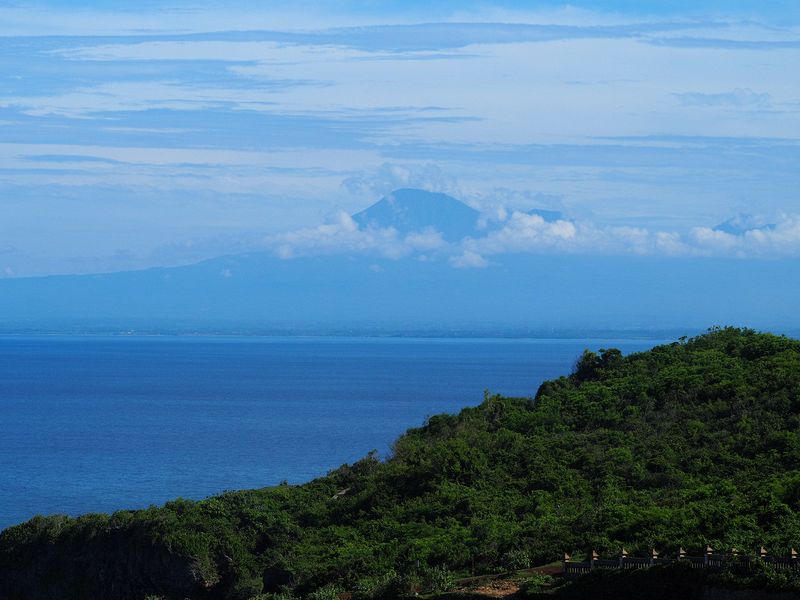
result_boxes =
[383,572,422,598]
[502,549,532,571]
[421,566,454,594]
[248,593,296,600]
[353,570,399,600]
[306,584,343,600]
[519,572,555,594]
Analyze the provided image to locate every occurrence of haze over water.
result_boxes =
[0,335,663,530]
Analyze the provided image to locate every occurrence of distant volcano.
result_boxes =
[352,188,481,242]
[713,214,776,235]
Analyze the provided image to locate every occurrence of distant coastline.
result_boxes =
[1,326,799,341]
[0,325,729,340]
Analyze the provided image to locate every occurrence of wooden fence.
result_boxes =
[563,547,799,579]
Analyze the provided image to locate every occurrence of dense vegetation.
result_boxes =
[2,327,800,599]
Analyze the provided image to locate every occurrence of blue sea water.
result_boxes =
[0,335,665,530]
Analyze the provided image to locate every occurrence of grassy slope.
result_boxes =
[2,328,800,600]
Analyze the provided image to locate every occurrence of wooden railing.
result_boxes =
[562,547,799,579]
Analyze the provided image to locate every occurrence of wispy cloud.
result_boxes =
[342,163,460,197]
[449,250,488,269]
[648,37,800,50]
[0,4,799,275]
[674,88,772,108]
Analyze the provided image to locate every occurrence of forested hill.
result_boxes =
[2,328,800,600]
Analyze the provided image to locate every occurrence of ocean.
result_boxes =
[0,335,665,530]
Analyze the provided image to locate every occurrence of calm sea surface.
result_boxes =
[0,335,665,529]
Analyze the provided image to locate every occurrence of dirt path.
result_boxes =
[462,579,521,597]
[450,563,562,598]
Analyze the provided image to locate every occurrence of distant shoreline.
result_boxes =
[0,329,687,341]
[2,327,799,340]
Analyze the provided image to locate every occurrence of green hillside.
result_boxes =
[2,327,800,599]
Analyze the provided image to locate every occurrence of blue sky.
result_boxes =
[1,1,799,275]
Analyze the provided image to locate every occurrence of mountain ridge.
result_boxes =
[1,251,800,333]
[0,252,799,333]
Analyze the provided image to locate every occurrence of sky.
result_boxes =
[1,1,799,276]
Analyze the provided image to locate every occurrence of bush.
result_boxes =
[421,565,454,594]
[353,570,399,600]
[519,573,555,594]
[306,584,343,600]
[502,549,532,571]
[390,572,422,597]
[248,593,296,600]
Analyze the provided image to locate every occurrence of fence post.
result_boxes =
[791,549,797,568]
[705,546,713,567]
[759,547,768,561]
[590,550,599,569]
[677,547,686,561]
[619,548,628,568]
[650,549,659,567]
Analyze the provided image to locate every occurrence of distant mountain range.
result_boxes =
[0,189,797,335]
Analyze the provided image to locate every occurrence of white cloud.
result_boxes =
[449,250,488,269]
[689,215,800,257]
[404,229,448,251]
[268,211,446,260]
[654,231,691,255]
[463,211,579,255]
[462,211,800,260]
[265,207,800,265]
[342,163,460,198]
